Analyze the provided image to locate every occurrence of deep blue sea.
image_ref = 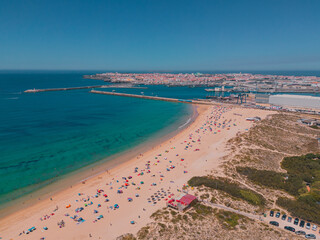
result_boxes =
[0,70,319,208]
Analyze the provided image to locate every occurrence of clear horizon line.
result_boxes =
[1,69,320,72]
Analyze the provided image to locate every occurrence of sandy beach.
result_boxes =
[0,104,271,240]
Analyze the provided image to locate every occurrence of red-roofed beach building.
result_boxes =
[167,193,197,211]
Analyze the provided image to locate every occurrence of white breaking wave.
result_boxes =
[179,117,191,129]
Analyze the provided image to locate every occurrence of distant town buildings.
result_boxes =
[84,72,320,113]
[85,72,320,93]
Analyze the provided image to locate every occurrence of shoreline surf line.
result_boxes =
[179,117,191,129]
[0,105,274,240]
[0,103,198,220]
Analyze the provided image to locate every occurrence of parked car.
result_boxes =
[284,226,295,232]
[312,224,317,231]
[300,220,305,228]
[275,212,280,218]
[306,223,311,229]
[305,234,316,239]
[287,216,292,223]
[295,231,306,236]
[281,214,287,221]
[294,218,299,225]
[270,210,274,217]
[269,221,279,227]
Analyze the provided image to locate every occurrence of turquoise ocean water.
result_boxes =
[0,71,193,207]
[0,70,319,209]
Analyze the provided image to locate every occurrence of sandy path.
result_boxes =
[0,105,271,240]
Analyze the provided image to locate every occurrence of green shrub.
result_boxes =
[188,176,265,206]
[210,196,216,203]
[281,154,320,184]
[277,197,320,225]
[240,189,264,206]
[238,154,320,224]
[236,166,303,196]
[193,203,213,215]
[216,210,243,229]
[137,226,149,240]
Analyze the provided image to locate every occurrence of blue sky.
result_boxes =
[0,0,319,71]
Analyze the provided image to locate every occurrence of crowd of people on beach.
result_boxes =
[8,106,243,240]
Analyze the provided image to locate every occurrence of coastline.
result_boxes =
[0,104,273,240]
[0,103,196,219]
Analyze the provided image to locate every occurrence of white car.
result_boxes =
[312,224,317,231]
[306,222,311,229]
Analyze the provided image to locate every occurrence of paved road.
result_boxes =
[201,199,262,221]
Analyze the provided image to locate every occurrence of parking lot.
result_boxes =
[265,211,320,239]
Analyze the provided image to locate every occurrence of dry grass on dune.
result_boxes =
[117,204,300,240]
[118,112,318,240]
[226,113,319,172]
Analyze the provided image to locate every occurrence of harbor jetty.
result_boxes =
[24,85,147,93]
[25,85,104,93]
[90,90,213,105]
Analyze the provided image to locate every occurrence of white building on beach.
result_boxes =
[269,95,320,109]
